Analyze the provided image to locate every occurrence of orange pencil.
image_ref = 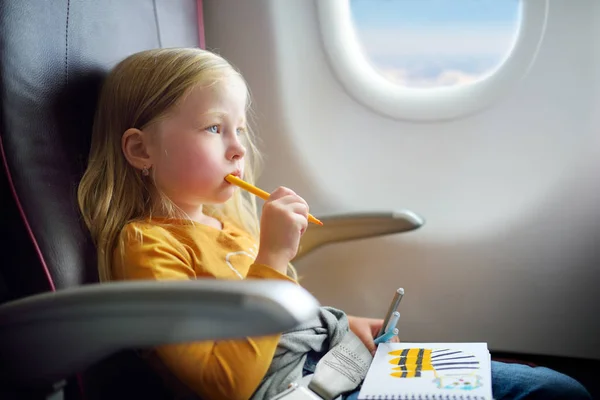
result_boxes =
[225,174,323,226]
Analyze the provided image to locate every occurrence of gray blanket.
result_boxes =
[250,306,350,400]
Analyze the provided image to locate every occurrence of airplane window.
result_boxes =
[348,0,522,89]
[316,0,546,120]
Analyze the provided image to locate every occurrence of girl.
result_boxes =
[77,48,591,400]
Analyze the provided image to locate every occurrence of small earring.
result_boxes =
[142,166,150,176]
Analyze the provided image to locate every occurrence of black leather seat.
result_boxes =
[0,0,200,299]
[0,2,196,398]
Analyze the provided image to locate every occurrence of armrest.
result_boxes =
[0,279,319,386]
[296,210,424,260]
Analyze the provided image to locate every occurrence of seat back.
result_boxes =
[0,1,202,398]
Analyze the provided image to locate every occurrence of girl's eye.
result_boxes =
[207,125,219,134]
[236,127,246,136]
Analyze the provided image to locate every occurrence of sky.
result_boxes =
[349,0,522,88]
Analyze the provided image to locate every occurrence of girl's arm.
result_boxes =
[153,333,279,400]
[114,226,290,400]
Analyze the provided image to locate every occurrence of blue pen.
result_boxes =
[384,311,400,334]
[374,328,398,345]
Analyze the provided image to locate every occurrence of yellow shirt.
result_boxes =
[112,216,297,400]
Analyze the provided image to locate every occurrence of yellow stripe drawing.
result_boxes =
[387,348,484,391]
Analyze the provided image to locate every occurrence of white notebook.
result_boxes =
[358,342,493,400]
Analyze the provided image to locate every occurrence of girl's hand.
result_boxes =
[347,315,400,356]
[255,187,309,274]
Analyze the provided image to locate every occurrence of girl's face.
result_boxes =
[148,74,248,213]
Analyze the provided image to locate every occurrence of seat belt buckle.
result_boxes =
[269,382,324,400]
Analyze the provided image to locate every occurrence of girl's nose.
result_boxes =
[226,135,246,161]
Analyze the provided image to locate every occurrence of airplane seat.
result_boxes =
[0,1,209,399]
[0,1,424,399]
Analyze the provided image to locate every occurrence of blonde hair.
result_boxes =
[77,48,296,282]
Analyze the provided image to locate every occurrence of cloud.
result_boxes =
[351,26,517,87]
[378,67,483,88]
[354,26,518,58]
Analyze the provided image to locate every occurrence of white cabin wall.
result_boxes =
[204,0,600,359]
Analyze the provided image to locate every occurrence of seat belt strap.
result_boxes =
[307,331,373,400]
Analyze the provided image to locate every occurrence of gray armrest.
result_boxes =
[0,279,319,386]
[296,211,425,260]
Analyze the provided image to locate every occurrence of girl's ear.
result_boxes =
[122,128,153,171]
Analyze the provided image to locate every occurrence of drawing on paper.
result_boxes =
[387,348,484,391]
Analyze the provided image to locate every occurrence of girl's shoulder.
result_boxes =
[112,219,195,281]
